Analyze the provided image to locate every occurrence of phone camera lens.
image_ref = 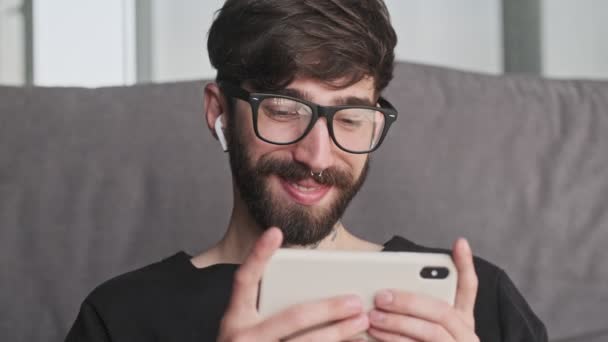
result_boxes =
[420,267,449,279]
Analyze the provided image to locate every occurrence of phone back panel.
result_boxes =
[258,248,457,318]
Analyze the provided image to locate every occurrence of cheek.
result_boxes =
[241,126,289,165]
[354,157,368,178]
[230,104,271,159]
[340,153,368,179]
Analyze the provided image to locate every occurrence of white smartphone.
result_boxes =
[258,248,457,341]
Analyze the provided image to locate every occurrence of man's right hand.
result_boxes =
[217,227,369,342]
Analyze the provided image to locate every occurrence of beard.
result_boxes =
[226,121,369,247]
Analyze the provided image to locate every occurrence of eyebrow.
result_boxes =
[272,88,376,107]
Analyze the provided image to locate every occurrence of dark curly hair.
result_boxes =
[207,0,397,93]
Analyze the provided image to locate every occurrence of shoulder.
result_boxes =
[81,252,237,323]
[68,253,238,340]
[86,252,192,307]
[67,253,195,340]
[85,252,238,310]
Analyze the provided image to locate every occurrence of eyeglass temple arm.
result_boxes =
[378,96,393,109]
[218,81,250,101]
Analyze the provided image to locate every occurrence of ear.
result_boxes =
[204,82,227,140]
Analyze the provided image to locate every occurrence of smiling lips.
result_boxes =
[278,177,331,205]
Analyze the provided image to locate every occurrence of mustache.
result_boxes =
[255,158,354,189]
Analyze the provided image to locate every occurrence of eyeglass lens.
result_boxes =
[257,97,386,152]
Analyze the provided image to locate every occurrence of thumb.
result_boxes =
[227,227,283,316]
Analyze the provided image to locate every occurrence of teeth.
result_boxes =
[291,182,319,192]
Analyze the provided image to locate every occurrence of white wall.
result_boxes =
[33,0,135,87]
[150,0,224,82]
[0,0,25,85]
[148,0,503,82]
[20,1,608,86]
[386,0,503,75]
[542,0,608,79]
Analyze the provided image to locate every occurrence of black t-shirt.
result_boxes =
[65,236,548,341]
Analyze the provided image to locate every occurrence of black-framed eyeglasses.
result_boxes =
[218,81,398,154]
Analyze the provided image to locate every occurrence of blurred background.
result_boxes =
[0,0,607,87]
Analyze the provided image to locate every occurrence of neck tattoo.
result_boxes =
[331,226,339,241]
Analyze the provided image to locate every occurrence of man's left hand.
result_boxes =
[367,238,480,342]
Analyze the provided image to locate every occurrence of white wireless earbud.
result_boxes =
[214,114,228,152]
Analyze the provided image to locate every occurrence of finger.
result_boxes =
[227,227,283,315]
[452,238,478,316]
[374,290,471,341]
[368,327,417,342]
[286,313,369,342]
[254,294,364,339]
[369,310,454,342]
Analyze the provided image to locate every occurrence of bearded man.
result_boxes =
[66,1,548,341]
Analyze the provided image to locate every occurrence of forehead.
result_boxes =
[279,76,377,107]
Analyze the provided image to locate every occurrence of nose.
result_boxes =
[292,118,335,172]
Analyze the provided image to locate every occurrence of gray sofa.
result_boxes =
[1,62,607,342]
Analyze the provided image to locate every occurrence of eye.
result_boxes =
[264,105,300,119]
[334,108,378,130]
[335,114,370,130]
[260,98,312,121]
[268,107,295,115]
[337,117,364,127]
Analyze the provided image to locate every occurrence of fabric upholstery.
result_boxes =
[1,62,607,341]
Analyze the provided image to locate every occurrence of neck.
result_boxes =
[190,193,382,268]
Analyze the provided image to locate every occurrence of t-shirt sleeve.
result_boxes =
[65,299,112,342]
[496,269,548,342]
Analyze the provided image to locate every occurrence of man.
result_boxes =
[66,1,548,341]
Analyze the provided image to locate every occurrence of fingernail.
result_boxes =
[461,238,471,255]
[376,290,393,306]
[263,228,282,246]
[369,310,385,323]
